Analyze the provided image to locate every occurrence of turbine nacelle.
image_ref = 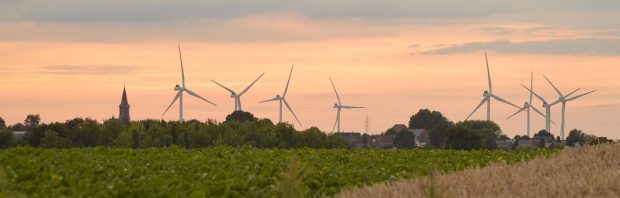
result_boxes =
[174,85,183,91]
[483,91,490,97]
[333,103,340,108]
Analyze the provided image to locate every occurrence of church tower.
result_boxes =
[119,86,130,123]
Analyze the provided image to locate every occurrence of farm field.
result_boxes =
[0,147,557,197]
[339,143,620,198]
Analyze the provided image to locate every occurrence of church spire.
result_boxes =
[119,85,130,123]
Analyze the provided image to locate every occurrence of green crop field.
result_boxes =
[0,147,557,197]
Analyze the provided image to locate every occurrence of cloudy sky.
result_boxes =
[1,0,619,139]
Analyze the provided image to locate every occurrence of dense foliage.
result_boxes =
[0,147,558,197]
[408,109,454,148]
[0,115,346,149]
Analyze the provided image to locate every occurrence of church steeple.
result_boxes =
[119,86,130,123]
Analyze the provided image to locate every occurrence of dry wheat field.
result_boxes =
[339,143,620,198]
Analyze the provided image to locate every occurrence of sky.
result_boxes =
[1,0,619,139]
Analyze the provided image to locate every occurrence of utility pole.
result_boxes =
[365,115,369,134]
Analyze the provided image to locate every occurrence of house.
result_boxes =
[515,139,535,148]
[389,124,408,133]
[386,124,431,148]
[335,132,363,148]
[12,131,27,141]
[496,140,514,150]
[533,135,555,148]
[369,135,394,148]
[410,129,431,147]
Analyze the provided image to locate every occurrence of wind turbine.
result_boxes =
[163,44,217,122]
[543,75,596,140]
[521,84,557,134]
[506,72,547,137]
[330,78,364,133]
[260,65,302,127]
[465,52,521,121]
[212,73,265,112]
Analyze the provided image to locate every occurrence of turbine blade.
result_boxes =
[529,71,534,105]
[330,78,342,105]
[259,97,279,103]
[178,43,185,87]
[491,94,521,109]
[162,91,182,116]
[565,88,581,98]
[531,106,546,118]
[550,99,562,106]
[543,75,563,97]
[185,89,217,106]
[506,107,526,120]
[466,97,488,120]
[211,80,236,95]
[521,84,547,104]
[283,65,294,97]
[566,90,596,101]
[342,105,364,109]
[239,73,265,96]
[485,51,492,93]
[283,99,303,127]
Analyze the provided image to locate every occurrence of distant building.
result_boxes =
[517,139,535,148]
[533,135,555,148]
[410,129,430,147]
[119,86,130,123]
[496,140,514,150]
[335,132,363,148]
[389,124,408,133]
[386,124,430,147]
[12,131,26,141]
[369,135,394,149]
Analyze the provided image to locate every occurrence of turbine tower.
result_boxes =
[543,75,596,140]
[212,73,265,112]
[163,44,217,122]
[465,52,521,121]
[506,72,546,137]
[260,65,302,127]
[330,78,364,133]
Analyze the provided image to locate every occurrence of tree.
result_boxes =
[534,129,553,137]
[0,117,6,129]
[445,127,480,150]
[40,129,71,148]
[226,111,257,122]
[539,138,545,148]
[590,136,614,145]
[73,119,101,147]
[24,114,41,130]
[455,120,502,149]
[393,130,416,149]
[513,135,521,140]
[383,128,398,136]
[361,133,370,147]
[100,118,123,146]
[0,129,13,148]
[565,129,587,146]
[408,109,453,148]
[499,135,510,140]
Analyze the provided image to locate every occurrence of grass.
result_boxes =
[338,143,620,197]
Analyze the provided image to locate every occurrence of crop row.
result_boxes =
[0,147,558,197]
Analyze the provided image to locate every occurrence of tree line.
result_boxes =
[383,109,614,150]
[0,111,347,149]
